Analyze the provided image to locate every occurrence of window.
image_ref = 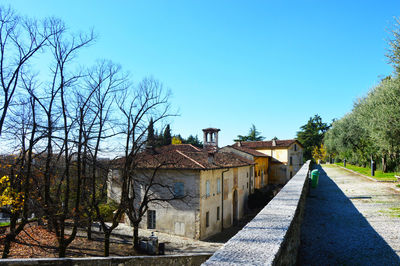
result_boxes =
[206,180,210,197]
[217,207,220,221]
[147,210,156,229]
[217,179,221,194]
[290,156,293,166]
[294,144,297,151]
[206,211,210,227]
[173,182,184,198]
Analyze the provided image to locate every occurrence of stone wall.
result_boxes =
[0,253,212,266]
[203,161,311,265]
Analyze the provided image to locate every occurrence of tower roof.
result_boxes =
[202,128,220,132]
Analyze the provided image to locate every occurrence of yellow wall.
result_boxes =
[254,157,269,189]
[254,142,303,184]
[199,165,251,239]
[287,143,303,179]
[256,148,287,164]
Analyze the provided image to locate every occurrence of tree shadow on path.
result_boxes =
[298,165,400,266]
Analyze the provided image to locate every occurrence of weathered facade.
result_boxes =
[107,128,254,240]
[233,139,303,184]
[220,145,270,191]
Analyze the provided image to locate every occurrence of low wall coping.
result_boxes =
[203,161,310,265]
[0,253,213,265]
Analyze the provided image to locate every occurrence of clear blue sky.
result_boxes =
[4,0,399,146]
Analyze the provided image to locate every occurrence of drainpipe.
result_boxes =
[221,168,229,232]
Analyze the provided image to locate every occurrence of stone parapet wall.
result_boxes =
[203,161,311,265]
[0,253,212,266]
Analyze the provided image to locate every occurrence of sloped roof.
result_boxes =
[228,145,269,157]
[232,139,302,149]
[117,144,254,170]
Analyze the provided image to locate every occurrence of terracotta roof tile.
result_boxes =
[129,144,254,170]
[229,146,269,157]
[233,139,301,149]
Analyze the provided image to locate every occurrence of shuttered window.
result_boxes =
[206,181,210,197]
[147,210,156,229]
[173,182,184,198]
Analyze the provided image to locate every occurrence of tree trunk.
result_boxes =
[87,216,92,240]
[382,155,387,173]
[2,215,20,258]
[2,233,15,258]
[104,231,111,257]
[133,223,140,250]
[58,242,66,258]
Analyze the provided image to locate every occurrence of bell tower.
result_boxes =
[202,128,220,150]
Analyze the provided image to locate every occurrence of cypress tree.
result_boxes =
[147,118,155,147]
[163,124,172,145]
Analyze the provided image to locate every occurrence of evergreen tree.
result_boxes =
[147,118,155,147]
[163,124,172,145]
[296,115,330,161]
[184,134,203,148]
[235,124,265,142]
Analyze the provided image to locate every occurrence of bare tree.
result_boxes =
[0,6,55,135]
[114,77,180,250]
[24,19,96,257]
[81,60,125,241]
[126,162,190,250]
[1,92,38,258]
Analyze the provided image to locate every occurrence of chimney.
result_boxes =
[146,145,156,154]
[238,141,242,147]
[208,152,215,164]
[272,138,277,147]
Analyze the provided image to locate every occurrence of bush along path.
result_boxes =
[298,164,400,265]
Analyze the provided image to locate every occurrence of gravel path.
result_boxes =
[101,223,223,255]
[298,164,400,265]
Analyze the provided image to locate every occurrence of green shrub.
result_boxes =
[98,200,119,222]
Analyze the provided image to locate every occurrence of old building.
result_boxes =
[219,145,270,192]
[232,139,303,184]
[107,128,254,240]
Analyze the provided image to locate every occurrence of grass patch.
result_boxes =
[0,221,10,226]
[321,164,336,168]
[335,163,398,182]
[387,207,400,218]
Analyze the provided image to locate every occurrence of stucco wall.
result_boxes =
[199,168,225,239]
[287,144,303,180]
[199,166,251,239]
[203,161,310,266]
[140,169,200,239]
[272,148,288,163]
[254,157,269,188]
[255,143,304,184]
[107,169,123,203]
[269,162,287,184]
[108,168,201,239]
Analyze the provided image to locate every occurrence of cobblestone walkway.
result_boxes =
[298,165,400,265]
